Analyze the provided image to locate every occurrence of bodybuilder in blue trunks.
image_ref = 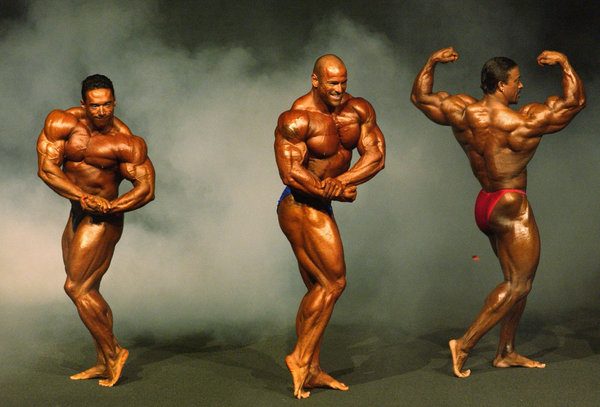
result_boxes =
[275,55,385,398]
[411,48,585,377]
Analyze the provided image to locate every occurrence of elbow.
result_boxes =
[377,156,385,173]
[145,185,156,204]
[281,175,295,187]
[410,92,418,106]
[372,152,385,175]
[280,168,298,187]
[147,192,155,204]
[38,169,50,184]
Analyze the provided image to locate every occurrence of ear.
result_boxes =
[311,73,319,88]
[497,81,505,93]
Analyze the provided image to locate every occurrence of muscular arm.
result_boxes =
[336,99,385,186]
[411,47,475,127]
[37,110,87,201]
[518,51,586,136]
[274,110,326,198]
[108,136,155,213]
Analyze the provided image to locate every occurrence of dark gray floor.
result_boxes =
[3,308,600,406]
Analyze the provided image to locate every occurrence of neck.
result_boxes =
[483,92,509,106]
[310,88,336,113]
[88,118,115,134]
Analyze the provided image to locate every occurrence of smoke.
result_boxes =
[0,0,599,353]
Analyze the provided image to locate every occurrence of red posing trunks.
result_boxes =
[474,189,526,233]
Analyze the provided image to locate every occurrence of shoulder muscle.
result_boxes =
[277,110,309,142]
[44,110,78,141]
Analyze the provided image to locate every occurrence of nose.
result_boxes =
[334,84,343,93]
[98,106,105,115]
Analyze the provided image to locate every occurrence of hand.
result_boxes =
[430,47,458,64]
[321,177,345,199]
[80,194,111,214]
[537,50,566,66]
[339,185,357,202]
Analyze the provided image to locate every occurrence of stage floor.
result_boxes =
[3,308,600,406]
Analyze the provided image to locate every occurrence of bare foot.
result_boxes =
[305,367,349,391]
[98,348,129,387]
[285,354,310,399]
[70,365,107,380]
[493,352,546,369]
[449,339,471,378]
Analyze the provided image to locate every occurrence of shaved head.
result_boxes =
[312,54,346,79]
[310,54,348,109]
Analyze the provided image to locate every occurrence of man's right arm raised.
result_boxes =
[274,110,324,198]
[411,47,475,127]
[37,110,86,201]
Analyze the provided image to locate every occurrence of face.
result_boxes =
[81,88,115,129]
[312,63,347,108]
[500,66,523,104]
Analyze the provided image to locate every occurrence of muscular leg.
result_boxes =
[296,265,348,391]
[62,216,107,380]
[450,193,543,377]
[62,213,128,387]
[278,198,347,398]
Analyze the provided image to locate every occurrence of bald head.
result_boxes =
[312,54,346,79]
[311,54,348,109]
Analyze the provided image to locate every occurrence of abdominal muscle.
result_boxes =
[64,161,122,200]
[306,146,352,180]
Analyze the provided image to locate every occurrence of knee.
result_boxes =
[326,276,346,299]
[64,279,83,301]
[509,280,532,300]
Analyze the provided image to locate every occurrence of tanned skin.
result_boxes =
[37,87,155,387]
[411,47,585,378]
[275,55,385,398]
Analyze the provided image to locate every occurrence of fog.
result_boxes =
[0,0,598,352]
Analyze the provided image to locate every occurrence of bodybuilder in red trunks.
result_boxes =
[37,74,155,386]
[275,55,385,398]
[411,48,585,378]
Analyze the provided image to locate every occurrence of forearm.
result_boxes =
[281,164,324,198]
[108,182,154,213]
[38,165,85,201]
[336,150,384,187]
[560,60,586,108]
[411,59,436,104]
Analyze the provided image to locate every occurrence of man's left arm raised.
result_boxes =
[336,99,385,187]
[108,136,155,213]
[517,51,585,137]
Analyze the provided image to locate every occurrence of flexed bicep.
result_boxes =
[337,99,385,186]
[110,137,155,213]
[274,110,325,198]
[411,47,472,126]
[519,51,585,137]
[36,110,86,201]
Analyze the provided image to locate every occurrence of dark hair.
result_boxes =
[480,57,517,94]
[81,74,115,101]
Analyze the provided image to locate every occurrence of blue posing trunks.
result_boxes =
[277,186,334,215]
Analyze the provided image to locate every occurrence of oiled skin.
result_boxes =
[37,89,155,387]
[411,47,585,378]
[275,55,385,398]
